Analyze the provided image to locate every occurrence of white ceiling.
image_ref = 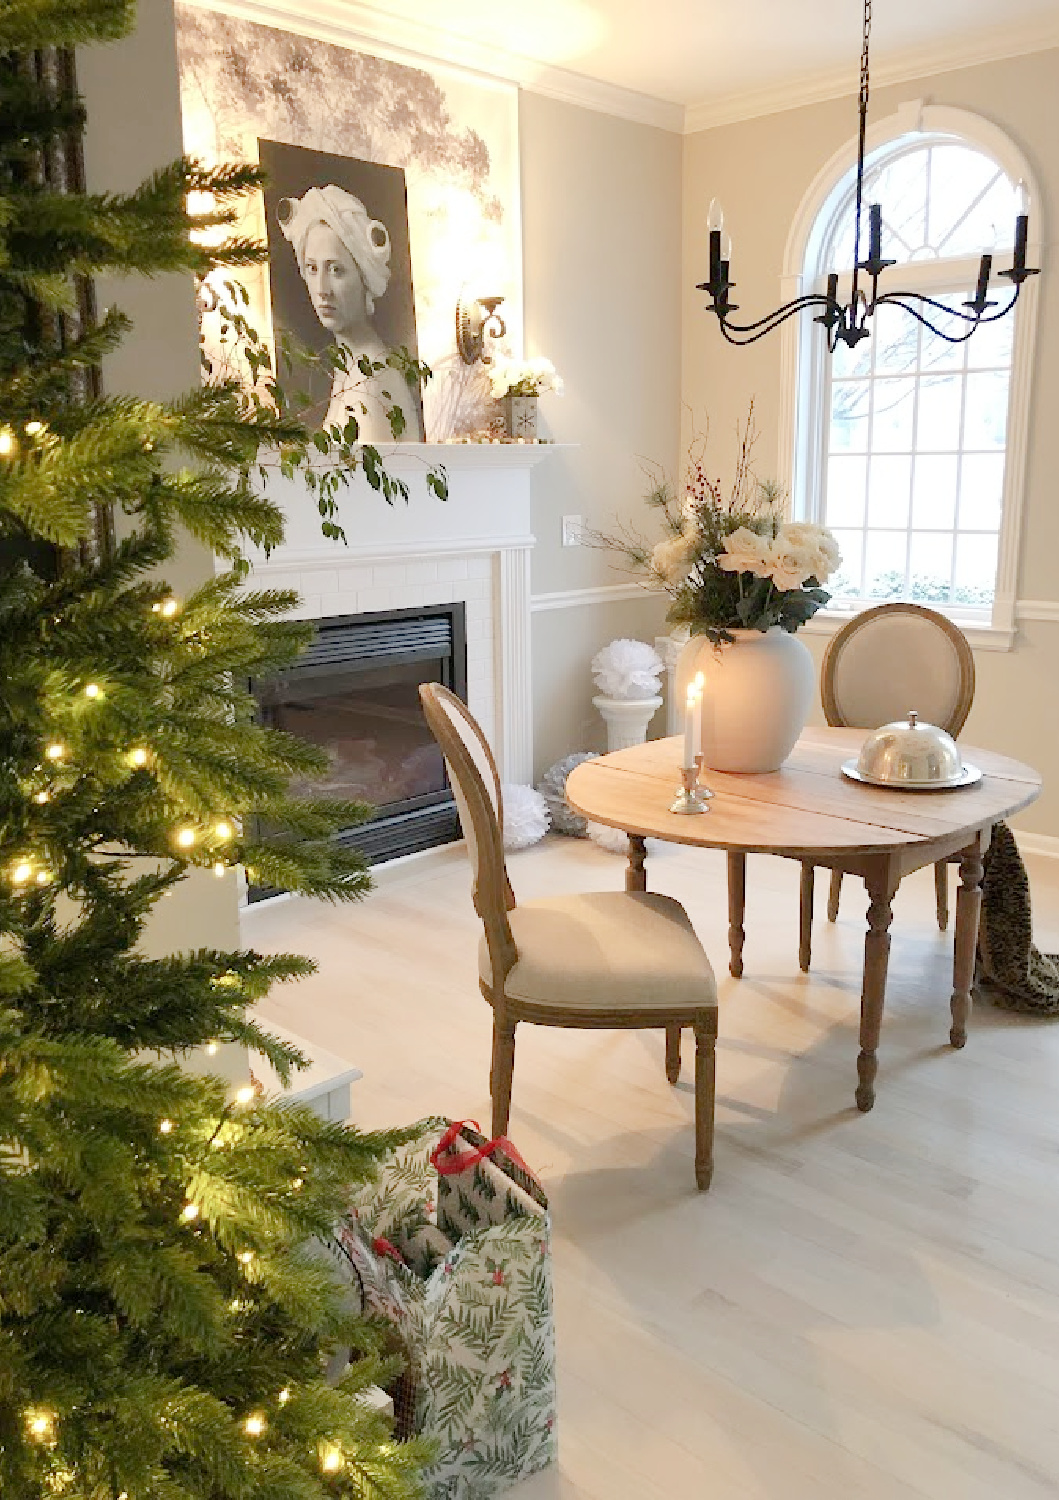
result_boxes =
[209,0,1059,128]
[353,0,1059,107]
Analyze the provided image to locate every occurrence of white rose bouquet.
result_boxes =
[601,404,841,644]
[488,356,564,400]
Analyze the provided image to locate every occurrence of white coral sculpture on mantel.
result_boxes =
[590,638,665,700]
[501,784,551,850]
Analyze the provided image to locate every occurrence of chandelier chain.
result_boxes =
[860,0,872,111]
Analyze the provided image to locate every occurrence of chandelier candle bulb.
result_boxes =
[868,203,882,265]
[1014,213,1028,275]
[973,254,992,310]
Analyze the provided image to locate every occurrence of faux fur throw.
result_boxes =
[977,821,1059,1014]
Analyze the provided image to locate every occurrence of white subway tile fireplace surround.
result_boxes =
[238,444,562,785]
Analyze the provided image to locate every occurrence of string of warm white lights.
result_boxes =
[6,595,245,889]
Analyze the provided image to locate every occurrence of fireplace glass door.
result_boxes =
[251,604,466,896]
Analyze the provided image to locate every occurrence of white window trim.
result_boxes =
[777,101,1042,652]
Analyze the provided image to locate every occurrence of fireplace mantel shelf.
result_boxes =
[368,441,576,471]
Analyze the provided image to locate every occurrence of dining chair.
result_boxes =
[798,602,975,970]
[419,682,719,1191]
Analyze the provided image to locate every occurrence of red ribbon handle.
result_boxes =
[429,1119,532,1178]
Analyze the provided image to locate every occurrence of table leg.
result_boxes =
[665,1025,681,1085]
[856,863,897,1113]
[799,862,815,973]
[727,851,746,978]
[626,834,648,893]
[949,836,986,1049]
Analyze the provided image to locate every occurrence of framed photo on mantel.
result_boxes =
[259,138,424,442]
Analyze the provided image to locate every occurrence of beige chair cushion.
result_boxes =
[479,891,717,1013]
[829,614,965,730]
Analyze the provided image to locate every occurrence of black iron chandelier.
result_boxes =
[697,0,1039,349]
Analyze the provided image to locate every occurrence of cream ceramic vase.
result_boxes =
[680,627,815,773]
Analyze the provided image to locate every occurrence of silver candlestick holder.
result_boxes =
[670,757,713,815]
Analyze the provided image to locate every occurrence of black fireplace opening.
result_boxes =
[250,603,467,900]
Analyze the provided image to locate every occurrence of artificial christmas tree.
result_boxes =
[0,4,430,1495]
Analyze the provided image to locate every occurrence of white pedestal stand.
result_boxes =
[655,628,691,736]
[592,695,663,752]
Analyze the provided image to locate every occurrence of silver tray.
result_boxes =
[841,759,983,792]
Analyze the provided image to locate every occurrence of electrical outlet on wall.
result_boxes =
[562,514,584,547]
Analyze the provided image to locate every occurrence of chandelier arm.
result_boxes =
[873,288,1020,343]
[714,293,834,341]
[874,285,1020,329]
[873,287,1014,324]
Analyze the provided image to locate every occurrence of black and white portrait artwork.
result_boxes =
[260,139,423,441]
[175,4,522,439]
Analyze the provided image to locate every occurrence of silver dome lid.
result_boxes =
[852,710,965,787]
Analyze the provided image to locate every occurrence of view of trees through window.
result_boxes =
[815,139,1018,616]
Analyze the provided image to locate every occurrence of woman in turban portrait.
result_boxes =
[278,185,422,441]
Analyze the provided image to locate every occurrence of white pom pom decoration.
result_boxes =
[591,638,664,700]
[586,821,630,855]
[501,784,550,850]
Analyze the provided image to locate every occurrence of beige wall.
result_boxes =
[683,49,1059,837]
[520,92,682,773]
[80,0,242,951]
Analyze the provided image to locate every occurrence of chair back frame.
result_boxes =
[820,601,975,736]
[419,683,518,992]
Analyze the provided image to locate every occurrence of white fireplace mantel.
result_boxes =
[240,442,569,784]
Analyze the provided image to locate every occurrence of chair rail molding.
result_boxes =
[1016,600,1059,624]
[530,582,662,613]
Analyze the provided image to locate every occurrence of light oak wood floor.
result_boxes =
[245,835,1059,1500]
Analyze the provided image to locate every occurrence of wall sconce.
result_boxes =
[456,295,506,365]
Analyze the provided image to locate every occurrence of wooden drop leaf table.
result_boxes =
[565,727,1041,1111]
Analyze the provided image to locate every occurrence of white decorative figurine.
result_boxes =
[590,638,664,752]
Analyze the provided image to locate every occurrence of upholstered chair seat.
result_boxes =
[420,681,719,1191]
[479,892,718,1012]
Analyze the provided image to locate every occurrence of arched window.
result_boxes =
[784,106,1040,646]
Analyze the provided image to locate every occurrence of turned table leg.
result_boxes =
[950,837,986,1049]
[625,834,648,893]
[856,864,896,1112]
[799,862,815,973]
[727,850,746,978]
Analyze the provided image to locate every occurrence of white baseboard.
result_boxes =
[1012,829,1059,860]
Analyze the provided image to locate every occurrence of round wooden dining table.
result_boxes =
[565,726,1041,1112]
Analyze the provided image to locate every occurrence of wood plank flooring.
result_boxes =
[244,834,1059,1499]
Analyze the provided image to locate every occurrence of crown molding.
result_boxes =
[685,15,1059,133]
[180,0,684,132]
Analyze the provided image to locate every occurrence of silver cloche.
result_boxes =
[842,710,982,790]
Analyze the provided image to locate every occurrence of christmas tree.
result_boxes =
[0,4,427,1495]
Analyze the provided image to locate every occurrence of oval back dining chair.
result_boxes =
[798,602,975,969]
[419,681,719,1191]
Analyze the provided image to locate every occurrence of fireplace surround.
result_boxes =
[236,443,563,900]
